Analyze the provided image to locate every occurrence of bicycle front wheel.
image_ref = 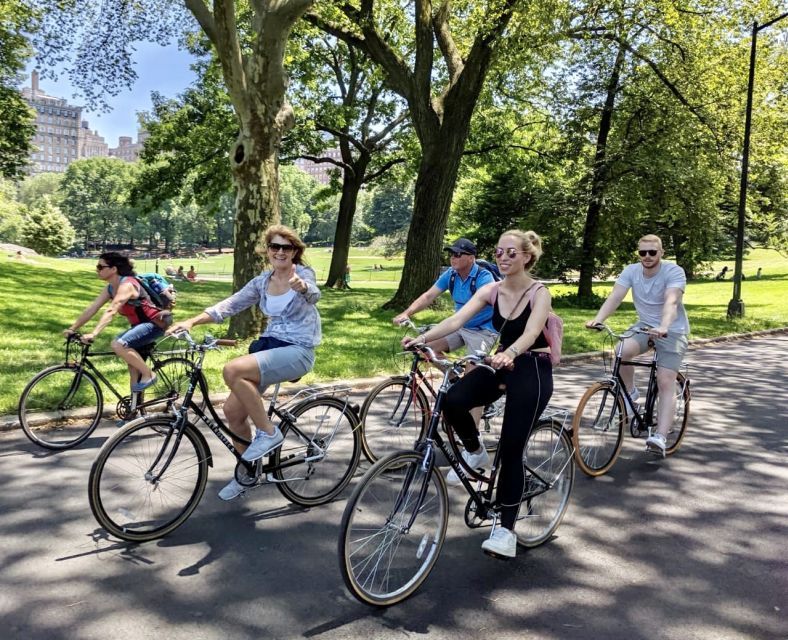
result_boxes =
[273,397,361,506]
[18,365,102,450]
[516,419,575,548]
[572,382,625,476]
[146,356,207,412]
[359,377,430,463]
[655,372,690,455]
[88,418,209,542]
[339,451,449,606]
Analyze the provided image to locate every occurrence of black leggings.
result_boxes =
[442,353,553,530]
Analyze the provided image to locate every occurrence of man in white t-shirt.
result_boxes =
[586,234,690,457]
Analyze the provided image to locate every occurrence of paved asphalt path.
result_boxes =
[1,335,786,640]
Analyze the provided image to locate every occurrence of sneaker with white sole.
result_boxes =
[446,445,489,485]
[645,432,667,458]
[241,427,285,462]
[218,467,257,501]
[218,478,247,501]
[481,526,517,559]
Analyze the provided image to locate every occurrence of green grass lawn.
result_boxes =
[1,247,785,415]
[131,246,406,288]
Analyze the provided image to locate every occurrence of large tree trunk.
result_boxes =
[383,131,465,309]
[577,46,625,299]
[326,158,368,288]
[227,118,280,338]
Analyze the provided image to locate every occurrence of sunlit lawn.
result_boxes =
[1,247,785,415]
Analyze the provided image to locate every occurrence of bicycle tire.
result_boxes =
[88,417,209,542]
[359,377,430,463]
[147,356,207,412]
[516,419,575,548]
[572,382,625,476]
[339,450,449,607]
[18,365,103,450]
[273,397,361,506]
[656,372,690,455]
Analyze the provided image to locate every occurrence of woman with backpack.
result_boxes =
[402,229,555,559]
[64,252,167,393]
[166,225,321,502]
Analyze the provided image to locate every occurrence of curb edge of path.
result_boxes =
[3,325,786,432]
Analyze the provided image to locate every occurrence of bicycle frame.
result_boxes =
[62,337,182,415]
[389,350,571,531]
[145,342,354,485]
[607,340,660,433]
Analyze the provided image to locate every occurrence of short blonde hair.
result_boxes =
[499,229,543,271]
[638,234,663,250]
[262,224,307,265]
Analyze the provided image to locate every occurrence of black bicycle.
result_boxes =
[88,331,362,542]
[572,323,691,476]
[359,319,504,462]
[18,333,203,450]
[339,345,574,606]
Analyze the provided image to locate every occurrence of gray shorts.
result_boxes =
[445,328,498,355]
[251,344,315,393]
[628,323,688,372]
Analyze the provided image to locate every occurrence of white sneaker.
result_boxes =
[446,445,490,485]
[481,526,517,559]
[241,427,285,462]
[218,478,246,501]
[645,432,667,458]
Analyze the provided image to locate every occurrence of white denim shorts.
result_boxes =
[251,344,315,393]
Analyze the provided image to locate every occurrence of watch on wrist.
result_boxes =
[507,345,520,356]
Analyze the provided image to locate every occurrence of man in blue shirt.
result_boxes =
[393,238,497,355]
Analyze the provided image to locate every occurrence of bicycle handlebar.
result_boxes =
[398,319,434,334]
[406,343,496,375]
[587,322,659,340]
[170,329,235,351]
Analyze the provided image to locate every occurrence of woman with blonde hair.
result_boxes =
[169,224,321,500]
[403,229,554,558]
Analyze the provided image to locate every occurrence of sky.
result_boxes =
[24,41,198,147]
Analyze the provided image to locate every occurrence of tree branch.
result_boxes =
[184,0,219,45]
[432,1,464,84]
[362,157,407,183]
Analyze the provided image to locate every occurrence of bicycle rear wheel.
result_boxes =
[18,365,102,450]
[359,377,430,463]
[516,419,575,548]
[655,372,690,455]
[572,382,625,476]
[88,418,209,542]
[273,397,361,506]
[339,451,449,606]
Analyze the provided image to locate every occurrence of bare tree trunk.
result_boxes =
[384,133,464,309]
[577,46,625,299]
[326,159,367,287]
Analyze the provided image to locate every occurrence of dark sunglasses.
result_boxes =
[446,250,466,258]
[96,264,110,271]
[638,249,658,257]
[268,242,296,253]
[495,247,526,259]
